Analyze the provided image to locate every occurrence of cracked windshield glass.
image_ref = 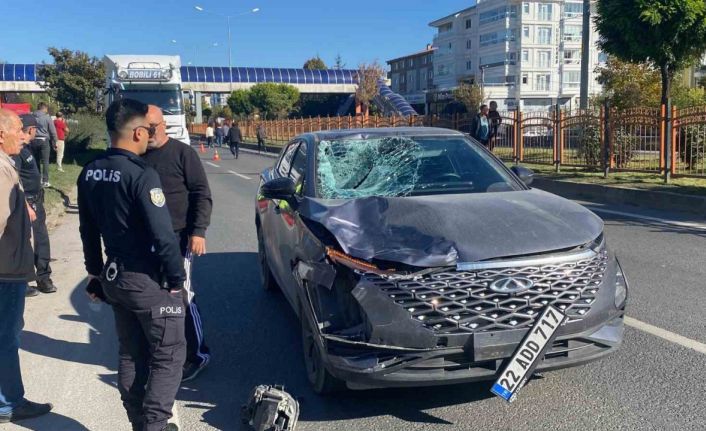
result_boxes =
[316,136,520,199]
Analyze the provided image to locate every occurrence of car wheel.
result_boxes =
[257,225,278,292]
[301,311,345,394]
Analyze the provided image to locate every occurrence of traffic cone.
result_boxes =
[199,141,205,153]
[213,149,221,161]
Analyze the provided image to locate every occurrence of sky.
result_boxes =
[0,0,473,69]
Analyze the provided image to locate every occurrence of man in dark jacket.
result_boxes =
[256,124,266,153]
[142,105,213,382]
[31,103,57,187]
[0,108,53,424]
[13,114,57,296]
[226,121,243,159]
[487,101,502,152]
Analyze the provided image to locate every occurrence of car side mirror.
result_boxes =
[261,177,296,201]
[511,165,534,186]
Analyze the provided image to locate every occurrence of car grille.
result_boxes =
[364,251,609,334]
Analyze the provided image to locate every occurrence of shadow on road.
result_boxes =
[11,411,92,431]
[21,278,117,369]
[182,252,494,429]
[600,213,706,238]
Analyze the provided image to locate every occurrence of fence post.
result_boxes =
[671,104,678,178]
[664,99,673,184]
[554,104,562,172]
[602,100,611,178]
[516,111,523,163]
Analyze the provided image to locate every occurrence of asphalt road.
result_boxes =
[175,149,706,431]
[11,147,706,431]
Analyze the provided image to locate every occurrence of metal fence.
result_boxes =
[188,103,706,178]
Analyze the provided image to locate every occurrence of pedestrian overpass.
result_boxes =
[0,63,417,115]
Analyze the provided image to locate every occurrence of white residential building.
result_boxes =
[429,0,604,112]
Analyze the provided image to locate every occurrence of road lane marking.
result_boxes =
[228,170,252,180]
[579,204,706,231]
[625,316,706,355]
[206,162,220,168]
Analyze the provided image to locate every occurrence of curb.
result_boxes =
[533,178,706,218]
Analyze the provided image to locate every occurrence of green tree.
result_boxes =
[453,82,485,114]
[227,89,254,118]
[202,107,213,120]
[303,56,327,70]
[355,62,385,116]
[597,56,706,109]
[596,57,662,109]
[595,0,706,106]
[36,48,105,113]
[334,54,345,70]
[249,83,300,119]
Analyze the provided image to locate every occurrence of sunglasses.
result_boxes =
[133,125,156,138]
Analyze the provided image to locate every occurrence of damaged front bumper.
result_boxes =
[323,315,624,390]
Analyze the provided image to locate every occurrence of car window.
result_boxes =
[277,142,300,177]
[289,142,307,186]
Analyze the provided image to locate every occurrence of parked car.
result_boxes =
[255,127,627,393]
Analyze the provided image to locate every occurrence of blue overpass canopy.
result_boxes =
[0,64,45,81]
[180,66,358,85]
[0,63,358,85]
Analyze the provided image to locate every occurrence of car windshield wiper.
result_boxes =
[162,108,177,115]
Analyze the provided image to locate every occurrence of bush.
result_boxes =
[679,124,706,171]
[576,123,602,167]
[613,128,639,168]
[66,113,107,153]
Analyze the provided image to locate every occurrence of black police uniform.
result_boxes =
[13,146,52,285]
[77,148,186,431]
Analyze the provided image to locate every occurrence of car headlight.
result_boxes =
[615,258,628,309]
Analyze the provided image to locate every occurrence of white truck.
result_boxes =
[103,55,190,145]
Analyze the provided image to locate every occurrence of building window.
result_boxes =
[438,65,449,76]
[466,61,473,70]
[564,2,583,17]
[522,50,530,63]
[480,53,516,68]
[538,50,551,68]
[409,58,414,68]
[400,74,406,84]
[535,74,551,91]
[538,27,552,44]
[564,49,581,64]
[563,70,580,88]
[523,26,531,39]
[467,39,472,50]
[563,25,582,42]
[538,3,553,21]
[522,73,529,85]
[523,2,531,15]
[428,69,434,80]
[479,6,517,25]
[466,19,472,29]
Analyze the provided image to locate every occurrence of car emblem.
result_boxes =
[489,277,534,294]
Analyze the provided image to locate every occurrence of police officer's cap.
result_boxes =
[20,113,38,129]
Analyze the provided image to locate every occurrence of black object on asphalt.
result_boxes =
[241,385,299,431]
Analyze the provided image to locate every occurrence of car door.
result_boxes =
[276,140,309,302]
[260,141,300,295]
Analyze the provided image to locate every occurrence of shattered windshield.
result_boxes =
[316,135,520,199]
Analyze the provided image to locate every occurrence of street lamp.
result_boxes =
[194,5,260,92]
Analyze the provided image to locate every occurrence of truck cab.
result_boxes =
[104,55,191,145]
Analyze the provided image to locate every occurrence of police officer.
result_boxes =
[13,114,57,296]
[77,99,185,431]
[142,105,213,382]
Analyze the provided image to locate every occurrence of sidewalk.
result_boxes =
[8,211,129,430]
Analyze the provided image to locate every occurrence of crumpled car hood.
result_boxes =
[299,189,603,267]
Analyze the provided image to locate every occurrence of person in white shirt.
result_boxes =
[205,122,214,148]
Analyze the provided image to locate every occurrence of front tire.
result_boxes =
[257,225,278,292]
[301,312,345,394]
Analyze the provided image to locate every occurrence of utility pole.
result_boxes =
[579,0,591,109]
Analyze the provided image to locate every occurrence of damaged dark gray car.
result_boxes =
[255,128,627,393]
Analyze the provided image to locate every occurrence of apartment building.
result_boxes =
[387,45,436,114]
[429,0,604,112]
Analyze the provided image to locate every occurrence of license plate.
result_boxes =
[491,305,566,402]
